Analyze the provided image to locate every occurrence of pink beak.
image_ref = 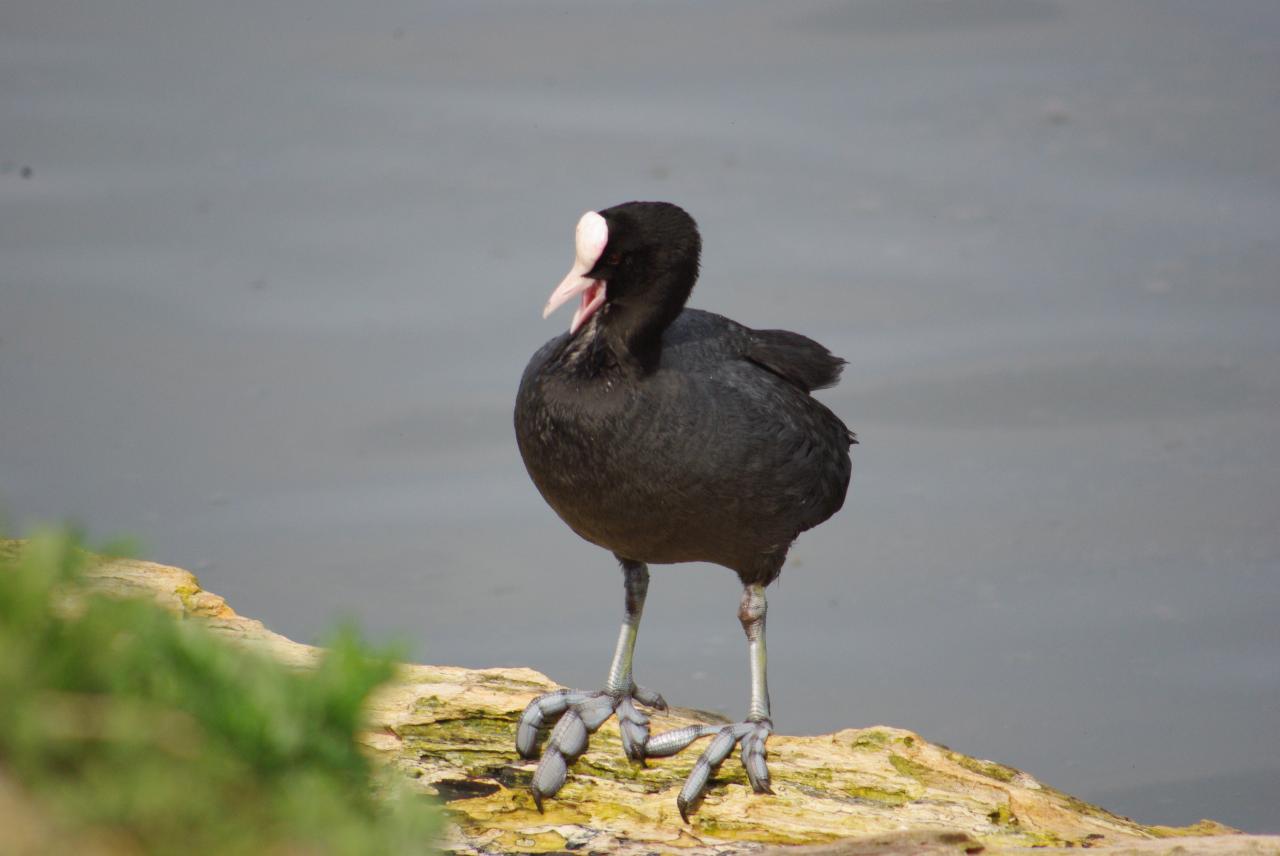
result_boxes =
[544,211,609,335]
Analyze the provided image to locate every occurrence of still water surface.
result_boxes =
[3,0,1279,832]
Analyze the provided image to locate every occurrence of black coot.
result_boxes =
[514,201,855,819]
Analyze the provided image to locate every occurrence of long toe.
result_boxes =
[547,709,589,758]
[740,723,773,794]
[516,690,578,759]
[531,750,567,811]
[617,696,653,762]
[677,725,738,820]
[648,719,773,821]
[515,683,672,809]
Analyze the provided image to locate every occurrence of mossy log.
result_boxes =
[34,545,1277,856]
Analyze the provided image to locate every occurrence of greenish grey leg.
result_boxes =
[516,558,669,811]
[605,560,648,694]
[741,583,771,723]
[651,583,774,822]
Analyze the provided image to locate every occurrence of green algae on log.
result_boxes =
[10,540,1273,856]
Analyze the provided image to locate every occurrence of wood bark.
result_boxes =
[16,544,1270,856]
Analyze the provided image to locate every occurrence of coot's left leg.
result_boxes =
[515,558,668,809]
[643,582,774,821]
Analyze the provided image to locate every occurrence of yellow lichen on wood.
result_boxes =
[6,540,1271,856]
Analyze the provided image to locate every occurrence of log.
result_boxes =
[30,544,1275,855]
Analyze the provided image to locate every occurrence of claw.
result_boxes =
[617,697,652,762]
[633,684,668,710]
[531,749,567,807]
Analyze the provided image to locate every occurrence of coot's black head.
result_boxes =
[543,201,701,365]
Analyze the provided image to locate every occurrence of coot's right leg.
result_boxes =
[641,582,775,821]
[515,558,667,809]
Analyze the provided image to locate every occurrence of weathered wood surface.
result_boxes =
[47,547,1278,855]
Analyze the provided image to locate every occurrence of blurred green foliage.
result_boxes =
[0,528,438,855]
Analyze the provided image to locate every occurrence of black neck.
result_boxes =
[599,258,698,372]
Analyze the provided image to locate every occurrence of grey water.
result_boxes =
[3,0,1279,834]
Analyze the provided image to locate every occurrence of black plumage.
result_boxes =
[512,200,855,816]
[516,202,853,586]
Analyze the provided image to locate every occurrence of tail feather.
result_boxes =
[746,329,846,393]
